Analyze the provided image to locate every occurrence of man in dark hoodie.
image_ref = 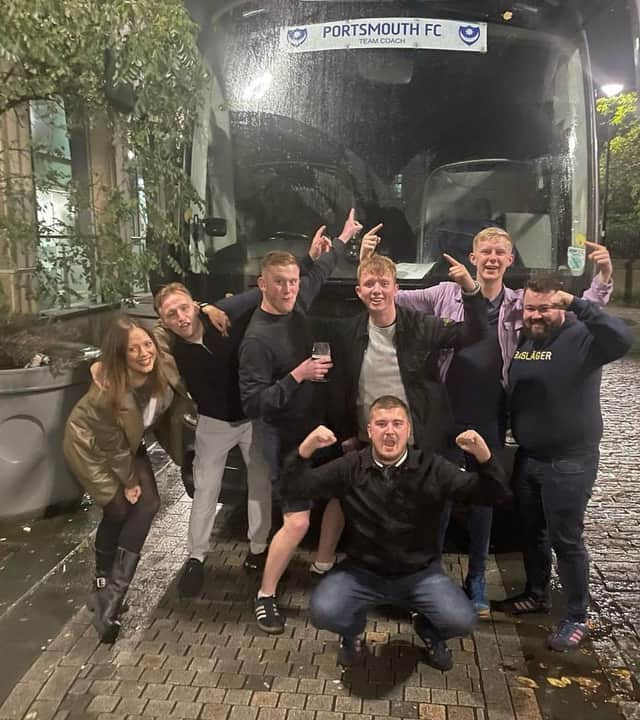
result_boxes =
[499,275,633,651]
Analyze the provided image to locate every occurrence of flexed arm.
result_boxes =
[582,241,613,304]
[280,425,357,501]
[432,430,510,505]
[555,292,633,365]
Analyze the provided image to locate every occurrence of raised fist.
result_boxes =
[299,425,338,459]
[455,429,491,463]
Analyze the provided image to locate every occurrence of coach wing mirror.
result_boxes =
[203,217,228,237]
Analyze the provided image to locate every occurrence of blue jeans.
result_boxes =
[438,443,499,578]
[310,562,476,640]
[512,448,599,622]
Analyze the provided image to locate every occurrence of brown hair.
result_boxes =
[260,251,299,273]
[100,315,168,410]
[369,395,410,419]
[525,274,564,294]
[153,282,193,314]
[473,227,513,250]
[357,255,397,283]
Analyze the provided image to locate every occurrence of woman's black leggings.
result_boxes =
[95,451,161,555]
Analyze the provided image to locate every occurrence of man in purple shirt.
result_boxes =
[360,226,613,615]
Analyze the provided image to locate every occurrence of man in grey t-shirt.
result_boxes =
[331,246,486,459]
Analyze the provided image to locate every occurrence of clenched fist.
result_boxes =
[455,430,491,464]
[299,425,338,459]
[585,240,612,284]
[549,290,575,309]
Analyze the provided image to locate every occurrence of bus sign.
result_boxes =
[282,17,487,54]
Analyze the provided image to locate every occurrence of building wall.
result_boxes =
[612,258,640,303]
[0,105,131,315]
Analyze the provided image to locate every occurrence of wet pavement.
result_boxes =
[0,348,638,720]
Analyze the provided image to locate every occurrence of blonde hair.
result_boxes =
[261,251,299,273]
[100,315,168,410]
[473,227,513,250]
[153,282,193,314]
[357,255,397,283]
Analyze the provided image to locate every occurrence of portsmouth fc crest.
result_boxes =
[458,25,481,46]
[287,27,308,47]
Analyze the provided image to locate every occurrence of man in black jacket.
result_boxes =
[330,252,487,456]
[281,395,510,670]
[498,275,633,652]
[239,209,362,634]
[154,282,269,597]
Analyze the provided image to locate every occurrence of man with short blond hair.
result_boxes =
[239,209,363,634]
[360,225,613,616]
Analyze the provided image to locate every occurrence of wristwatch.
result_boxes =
[462,281,481,295]
[198,302,211,311]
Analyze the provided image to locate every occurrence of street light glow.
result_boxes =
[601,83,624,98]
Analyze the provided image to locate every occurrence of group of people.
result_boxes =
[63,209,632,671]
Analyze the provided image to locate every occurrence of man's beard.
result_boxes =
[522,320,552,340]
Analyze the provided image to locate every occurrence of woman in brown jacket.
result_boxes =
[64,314,188,643]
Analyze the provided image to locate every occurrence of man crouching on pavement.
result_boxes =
[280,395,511,671]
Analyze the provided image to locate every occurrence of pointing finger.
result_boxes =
[443,253,461,266]
[365,223,384,236]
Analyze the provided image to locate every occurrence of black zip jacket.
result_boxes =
[281,445,509,575]
[328,289,487,455]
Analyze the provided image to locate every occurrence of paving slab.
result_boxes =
[1,356,638,720]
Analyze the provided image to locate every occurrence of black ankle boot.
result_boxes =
[87,547,139,643]
[94,548,129,615]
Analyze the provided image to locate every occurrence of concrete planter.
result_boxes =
[0,362,92,520]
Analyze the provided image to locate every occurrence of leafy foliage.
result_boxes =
[0,0,208,308]
[597,92,640,261]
